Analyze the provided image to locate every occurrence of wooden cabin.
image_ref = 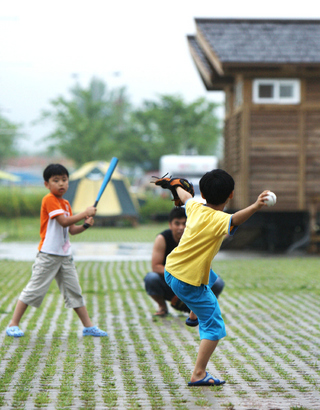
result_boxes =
[187,19,320,251]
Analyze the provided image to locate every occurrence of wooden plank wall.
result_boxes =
[305,111,320,198]
[223,77,320,212]
[305,79,320,202]
[249,110,300,210]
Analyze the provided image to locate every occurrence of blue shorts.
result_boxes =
[208,269,218,287]
[165,270,226,341]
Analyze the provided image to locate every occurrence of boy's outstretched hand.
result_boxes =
[232,190,274,227]
[256,190,272,209]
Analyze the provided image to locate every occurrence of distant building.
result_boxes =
[188,18,320,212]
[5,156,75,185]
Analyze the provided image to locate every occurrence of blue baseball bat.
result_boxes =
[94,157,119,207]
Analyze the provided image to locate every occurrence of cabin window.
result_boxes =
[253,79,300,104]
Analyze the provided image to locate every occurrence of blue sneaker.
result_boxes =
[6,326,24,337]
[83,326,108,337]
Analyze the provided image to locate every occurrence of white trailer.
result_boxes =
[159,155,218,202]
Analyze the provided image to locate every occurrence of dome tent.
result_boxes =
[64,161,139,225]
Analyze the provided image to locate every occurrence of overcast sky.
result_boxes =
[0,1,318,153]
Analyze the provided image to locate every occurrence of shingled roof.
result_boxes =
[187,18,320,90]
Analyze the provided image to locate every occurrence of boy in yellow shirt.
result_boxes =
[158,169,269,386]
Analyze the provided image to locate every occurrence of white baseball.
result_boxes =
[264,191,277,207]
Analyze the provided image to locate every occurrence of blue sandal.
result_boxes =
[6,326,24,337]
[83,326,108,337]
[186,317,199,327]
[188,371,225,386]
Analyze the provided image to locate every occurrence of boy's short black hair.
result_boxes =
[169,207,186,222]
[43,164,69,182]
[199,169,235,205]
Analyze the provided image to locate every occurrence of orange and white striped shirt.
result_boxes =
[38,193,73,256]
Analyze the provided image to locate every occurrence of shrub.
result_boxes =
[0,186,46,217]
[139,193,175,223]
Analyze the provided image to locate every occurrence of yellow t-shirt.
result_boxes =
[165,199,236,286]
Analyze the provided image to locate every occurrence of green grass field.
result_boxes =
[0,217,168,242]
[0,257,319,409]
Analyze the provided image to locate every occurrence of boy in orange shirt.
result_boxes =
[6,163,108,337]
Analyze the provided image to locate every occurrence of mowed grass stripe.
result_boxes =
[244,292,320,364]
[113,260,168,409]
[96,262,118,408]
[125,262,192,409]
[217,337,272,403]
[23,296,64,408]
[0,291,56,407]
[122,259,193,408]
[246,292,320,393]
[214,257,320,294]
[33,297,68,408]
[269,293,320,337]
[250,292,320,355]
[294,293,320,311]
[127,261,220,409]
[216,257,319,302]
[90,261,106,408]
[222,292,320,406]
[0,262,28,313]
[113,284,161,408]
[155,312,235,409]
[252,291,320,337]
[55,309,80,409]
[10,293,60,408]
[0,264,34,368]
[105,261,149,409]
[80,261,105,409]
[46,308,74,408]
[0,262,32,335]
[75,261,98,409]
[99,261,130,408]
[219,296,312,408]
[0,284,52,398]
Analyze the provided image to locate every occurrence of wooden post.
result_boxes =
[308,195,320,253]
[240,78,251,207]
[298,79,306,210]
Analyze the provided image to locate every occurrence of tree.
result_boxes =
[38,81,222,172]
[38,77,132,166]
[0,113,20,167]
[122,95,221,171]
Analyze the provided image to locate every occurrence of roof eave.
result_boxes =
[195,27,224,76]
[221,62,320,76]
[187,36,233,90]
[194,17,320,25]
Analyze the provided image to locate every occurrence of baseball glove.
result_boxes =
[151,174,195,206]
